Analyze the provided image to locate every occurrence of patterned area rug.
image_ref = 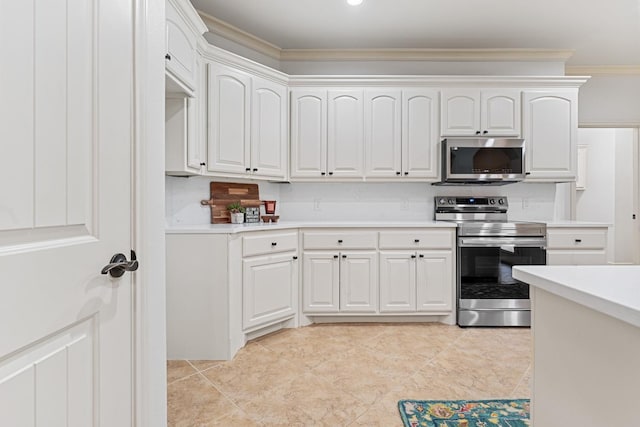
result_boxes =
[398,399,530,427]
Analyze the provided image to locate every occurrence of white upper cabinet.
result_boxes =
[207,62,251,174]
[290,89,328,178]
[364,89,439,180]
[327,90,365,178]
[522,90,578,181]
[165,0,198,90]
[251,77,287,180]
[207,61,288,180]
[364,90,402,178]
[402,89,440,179]
[290,89,364,179]
[441,89,520,137]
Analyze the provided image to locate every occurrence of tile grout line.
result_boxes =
[510,364,532,399]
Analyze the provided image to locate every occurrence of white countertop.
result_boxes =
[166,220,457,234]
[513,265,640,328]
[544,220,611,228]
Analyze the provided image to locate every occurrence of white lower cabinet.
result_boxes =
[380,250,453,313]
[243,253,298,330]
[546,226,608,265]
[302,251,378,313]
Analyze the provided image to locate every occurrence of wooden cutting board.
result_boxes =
[200,182,261,224]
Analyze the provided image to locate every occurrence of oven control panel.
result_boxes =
[435,196,508,209]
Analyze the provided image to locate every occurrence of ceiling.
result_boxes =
[190,0,640,66]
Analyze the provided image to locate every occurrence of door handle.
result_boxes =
[101,250,139,278]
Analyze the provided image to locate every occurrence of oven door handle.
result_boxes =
[458,237,547,248]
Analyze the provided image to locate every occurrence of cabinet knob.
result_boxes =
[245,167,251,172]
[475,130,481,135]
[333,255,339,258]
[525,172,531,175]
[575,239,582,243]
[165,53,171,60]
[321,172,326,176]
[271,242,277,246]
[338,239,343,243]
[411,254,417,258]
[414,239,420,243]
[483,130,488,134]
[200,162,206,166]
[253,168,258,172]
[404,172,409,176]
[342,254,347,258]
[328,172,334,176]
[419,254,424,258]
[293,256,298,260]
[396,171,401,176]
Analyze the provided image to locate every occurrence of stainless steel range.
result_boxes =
[435,196,546,327]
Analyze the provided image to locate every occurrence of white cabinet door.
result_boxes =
[523,90,578,181]
[379,252,416,312]
[441,89,481,136]
[339,252,378,313]
[207,62,251,174]
[481,89,521,136]
[416,251,453,312]
[165,97,201,175]
[165,0,196,89]
[303,252,339,312]
[251,77,287,179]
[403,89,440,179]
[243,253,297,330]
[327,90,364,178]
[291,89,327,178]
[364,90,402,178]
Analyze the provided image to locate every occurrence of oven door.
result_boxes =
[457,237,546,311]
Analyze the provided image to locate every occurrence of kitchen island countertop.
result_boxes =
[513,265,640,328]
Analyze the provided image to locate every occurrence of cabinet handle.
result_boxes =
[396,171,401,176]
[419,254,424,258]
[411,254,417,258]
[333,255,339,259]
[525,172,531,175]
[321,172,326,176]
[338,239,343,243]
[414,239,420,243]
[293,256,298,260]
[245,167,251,172]
[271,242,277,246]
[475,130,481,135]
[165,53,171,60]
[328,172,334,176]
[342,255,347,259]
[575,239,582,243]
[200,162,206,166]
[253,168,258,172]
[483,130,488,134]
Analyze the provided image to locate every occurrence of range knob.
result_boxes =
[438,198,446,205]
[489,199,496,205]
[498,198,505,205]
[448,199,454,204]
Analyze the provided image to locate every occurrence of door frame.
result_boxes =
[576,124,640,264]
[133,0,167,425]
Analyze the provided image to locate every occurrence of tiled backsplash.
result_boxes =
[166,176,564,225]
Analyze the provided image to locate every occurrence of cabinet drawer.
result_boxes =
[547,249,607,265]
[243,231,298,257]
[303,231,377,250]
[547,228,607,249]
[379,230,454,249]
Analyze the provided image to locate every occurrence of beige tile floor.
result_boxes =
[167,323,532,426]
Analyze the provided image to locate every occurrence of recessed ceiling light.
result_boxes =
[347,0,364,5]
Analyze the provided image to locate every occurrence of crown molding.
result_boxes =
[168,0,208,35]
[280,48,575,62]
[197,10,281,60]
[565,65,640,76]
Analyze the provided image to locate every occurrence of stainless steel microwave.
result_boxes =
[434,138,526,185]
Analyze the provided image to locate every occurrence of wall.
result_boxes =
[578,75,640,126]
[166,176,559,224]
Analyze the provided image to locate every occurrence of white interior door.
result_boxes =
[0,0,135,426]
